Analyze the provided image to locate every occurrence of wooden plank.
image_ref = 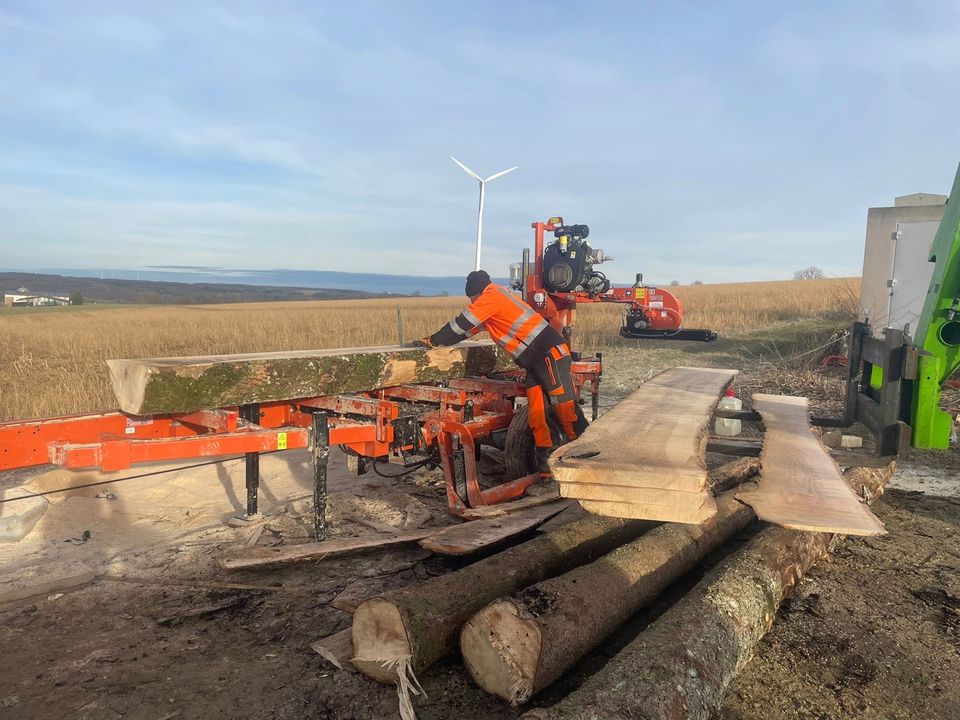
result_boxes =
[559,483,713,507]
[220,529,434,571]
[550,367,737,522]
[107,341,512,415]
[736,394,886,536]
[578,498,718,525]
[419,502,570,555]
[311,628,356,672]
[458,489,561,520]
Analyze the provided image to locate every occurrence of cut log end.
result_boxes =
[351,598,413,683]
[460,600,542,706]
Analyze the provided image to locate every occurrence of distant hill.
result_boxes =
[0,271,391,305]
[28,267,481,297]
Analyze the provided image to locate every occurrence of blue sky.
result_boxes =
[1,1,959,285]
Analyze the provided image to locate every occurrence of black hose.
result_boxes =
[371,452,439,478]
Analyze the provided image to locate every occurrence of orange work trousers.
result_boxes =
[525,344,588,448]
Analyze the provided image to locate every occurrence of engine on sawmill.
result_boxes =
[541,223,611,296]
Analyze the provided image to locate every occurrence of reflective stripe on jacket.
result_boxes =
[429,283,565,368]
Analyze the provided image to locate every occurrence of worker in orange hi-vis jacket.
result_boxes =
[410,270,588,475]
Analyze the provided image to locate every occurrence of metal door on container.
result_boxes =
[889,220,939,334]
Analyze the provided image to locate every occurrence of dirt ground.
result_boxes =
[2,324,958,720]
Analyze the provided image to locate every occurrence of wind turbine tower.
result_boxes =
[450,156,518,271]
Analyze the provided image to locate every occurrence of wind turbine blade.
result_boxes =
[483,166,519,182]
[450,155,483,182]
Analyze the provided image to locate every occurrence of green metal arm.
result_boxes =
[911,162,960,448]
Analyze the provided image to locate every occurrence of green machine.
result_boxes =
[911,162,960,448]
[785,162,960,458]
[716,164,959,459]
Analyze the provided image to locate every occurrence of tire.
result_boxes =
[504,405,562,480]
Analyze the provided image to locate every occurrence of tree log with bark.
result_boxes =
[460,483,758,704]
[108,341,512,415]
[523,464,894,720]
[350,515,654,684]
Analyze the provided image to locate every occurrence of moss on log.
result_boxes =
[107,341,513,415]
[351,515,655,684]
[523,464,895,720]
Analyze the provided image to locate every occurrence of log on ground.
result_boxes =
[460,459,760,705]
[524,464,895,720]
[108,341,513,415]
[350,515,654,684]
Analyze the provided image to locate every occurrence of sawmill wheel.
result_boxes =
[504,405,563,480]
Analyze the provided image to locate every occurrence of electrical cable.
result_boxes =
[0,452,281,505]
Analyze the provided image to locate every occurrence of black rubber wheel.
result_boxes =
[504,405,562,480]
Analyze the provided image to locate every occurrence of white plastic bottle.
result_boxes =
[715,388,742,437]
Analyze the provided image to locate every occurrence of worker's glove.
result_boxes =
[404,338,433,349]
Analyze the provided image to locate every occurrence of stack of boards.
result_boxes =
[549,366,737,524]
[550,367,886,536]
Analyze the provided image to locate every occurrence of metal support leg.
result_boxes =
[312,413,329,541]
[451,435,467,504]
[239,403,261,516]
[592,351,602,421]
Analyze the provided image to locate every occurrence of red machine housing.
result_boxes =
[521,218,715,342]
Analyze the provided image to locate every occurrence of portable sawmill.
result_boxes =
[510,216,717,342]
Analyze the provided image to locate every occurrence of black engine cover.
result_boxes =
[542,240,590,292]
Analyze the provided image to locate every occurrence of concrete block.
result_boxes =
[841,435,864,449]
[0,487,48,543]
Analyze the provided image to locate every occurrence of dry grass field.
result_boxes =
[0,277,860,421]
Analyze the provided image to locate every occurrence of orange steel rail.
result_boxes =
[0,359,602,535]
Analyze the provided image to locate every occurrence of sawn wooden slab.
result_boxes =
[736,394,886,536]
[107,341,512,415]
[418,501,571,555]
[221,529,434,571]
[549,366,737,523]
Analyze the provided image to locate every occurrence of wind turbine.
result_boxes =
[450,156,518,271]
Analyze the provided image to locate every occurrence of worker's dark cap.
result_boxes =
[465,270,491,297]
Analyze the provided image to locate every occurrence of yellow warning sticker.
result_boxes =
[636,288,646,298]
[277,432,288,450]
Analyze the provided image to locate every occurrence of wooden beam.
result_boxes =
[736,394,885,536]
[107,341,512,415]
[550,367,737,523]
